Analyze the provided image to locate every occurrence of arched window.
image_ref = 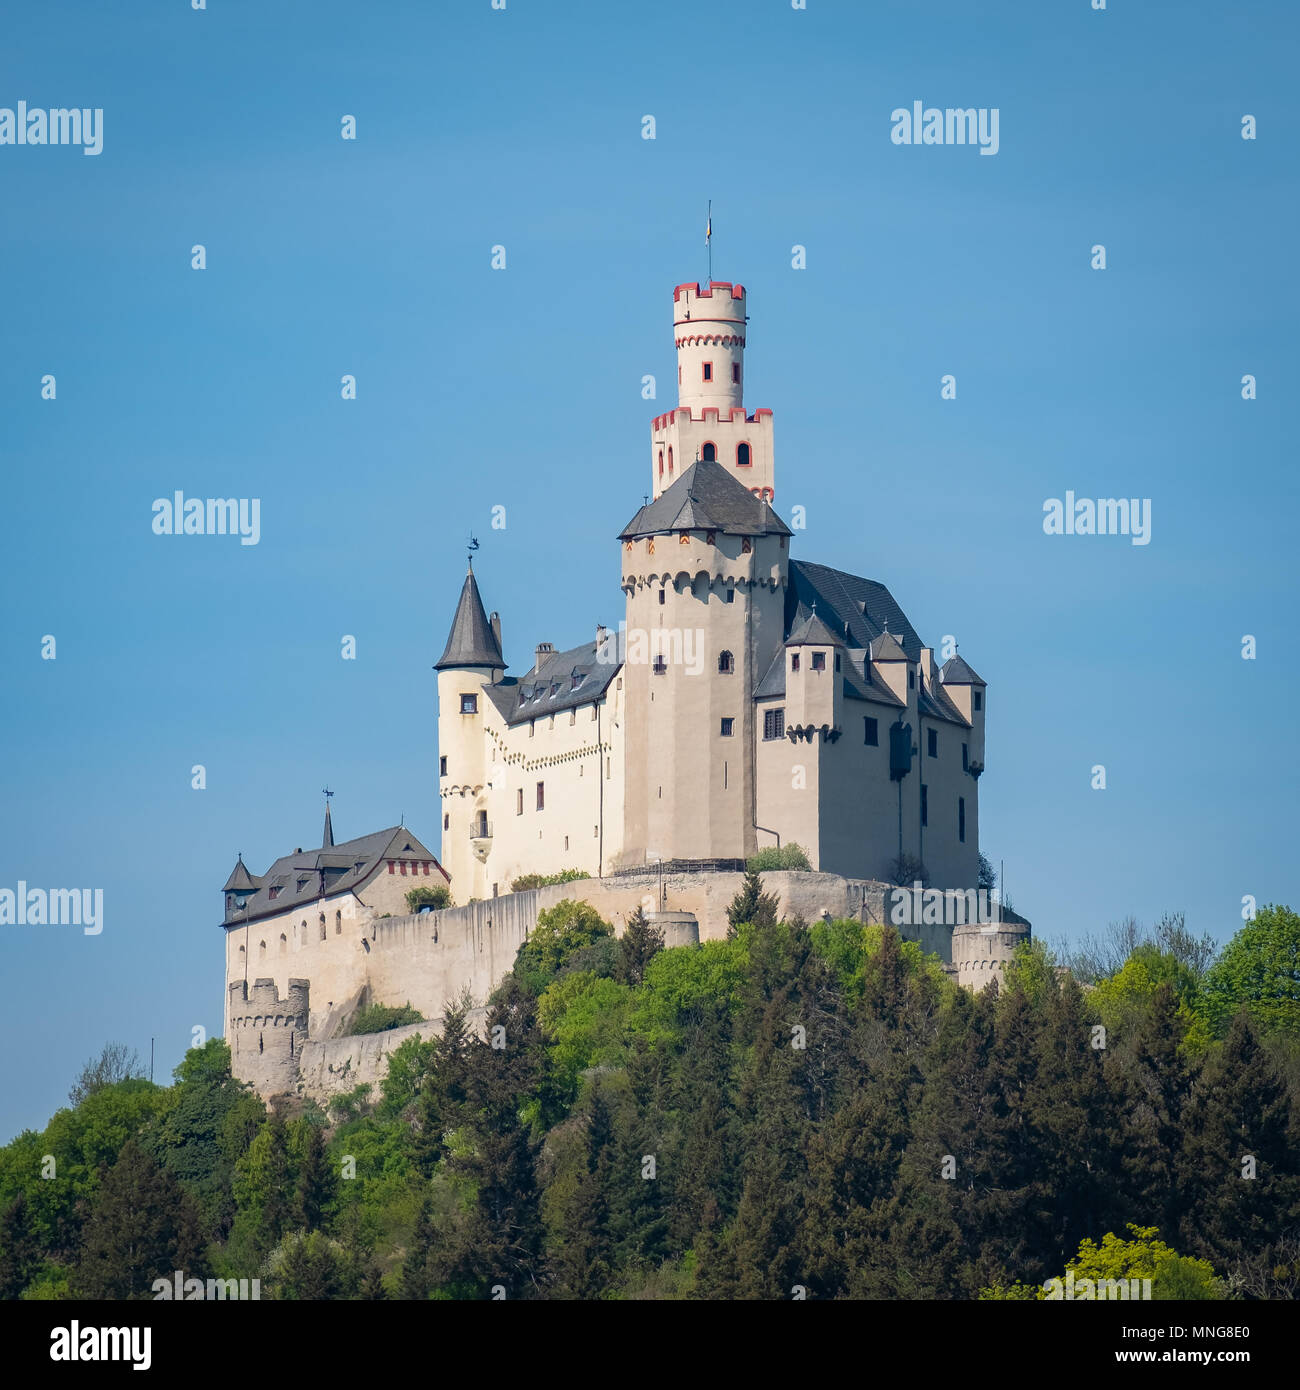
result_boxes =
[319,913,326,941]
[701,441,716,462]
[335,910,342,935]
[259,940,266,959]
[718,650,734,673]
[737,442,751,467]
[279,933,287,955]
[658,449,664,476]
[667,446,673,473]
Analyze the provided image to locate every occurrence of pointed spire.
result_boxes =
[322,802,334,848]
[222,853,257,893]
[435,560,506,671]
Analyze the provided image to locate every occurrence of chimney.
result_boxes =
[596,623,608,649]
[535,641,555,671]
[489,611,502,652]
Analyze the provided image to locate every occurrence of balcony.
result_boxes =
[469,818,493,863]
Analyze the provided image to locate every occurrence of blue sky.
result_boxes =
[1,0,1296,1141]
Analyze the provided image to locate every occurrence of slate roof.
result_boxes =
[869,631,909,662]
[786,560,924,660]
[785,611,844,648]
[436,562,505,671]
[939,654,985,686]
[481,636,621,727]
[618,458,792,540]
[221,825,443,928]
[222,856,257,893]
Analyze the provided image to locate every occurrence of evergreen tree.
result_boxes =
[0,1192,40,1299]
[292,1123,334,1232]
[74,1140,206,1300]
[615,906,665,986]
[1179,1010,1300,1274]
[726,869,779,936]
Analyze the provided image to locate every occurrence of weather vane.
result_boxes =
[322,787,333,801]
[467,534,480,564]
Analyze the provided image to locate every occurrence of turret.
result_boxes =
[222,854,258,924]
[435,560,506,898]
[651,282,775,503]
[227,977,310,1096]
[939,653,986,774]
[783,611,844,741]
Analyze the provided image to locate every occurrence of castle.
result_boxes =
[221,275,1029,1102]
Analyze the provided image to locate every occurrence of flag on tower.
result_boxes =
[705,212,712,243]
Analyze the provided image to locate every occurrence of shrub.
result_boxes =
[510,869,592,892]
[887,853,928,887]
[746,843,811,872]
[405,884,452,913]
[348,1003,423,1036]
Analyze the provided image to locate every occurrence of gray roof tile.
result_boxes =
[619,458,791,539]
[436,563,505,671]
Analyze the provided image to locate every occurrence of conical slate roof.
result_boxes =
[435,561,506,671]
[618,458,791,540]
[322,802,334,848]
[786,611,843,648]
[222,855,257,893]
[939,654,985,685]
[869,630,909,662]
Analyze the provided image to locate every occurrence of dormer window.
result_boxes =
[268,886,280,901]
[571,670,584,690]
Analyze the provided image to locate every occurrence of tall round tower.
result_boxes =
[650,282,775,502]
[435,560,505,901]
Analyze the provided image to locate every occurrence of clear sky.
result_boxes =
[1,0,1296,1141]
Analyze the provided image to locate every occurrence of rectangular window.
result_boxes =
[702,361,713,381]
[731,362,740,383]
[974,690,983,712]
[959,796,966,842]
[439,755,447,776]
[864,716,878,746]
[921,784,928,827]
[658,589,665,605]
[724,589,735,604]
[811,651,826,672]
[443,813,449,830]
[962,742,969,771]
[536,782,545,812]
[570,709,576,725]
[763,708,785,741]
[516,788,523,816]
[653,655,667,674]
[928,728,938,758]
[529,720,535,738]
[720,717,734,737]
[908,669,915,689]
[591,704,598,720]
[460,694,478,714]
[834,653,841,671]
[790,653,800,672]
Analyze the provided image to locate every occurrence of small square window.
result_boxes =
[653,655,667,675]
[720,717,734,737]
[864,716,878,746]
[928,729,938,758]
[763,708,785,741]
[460,693,478,714]
[811,651,826,672]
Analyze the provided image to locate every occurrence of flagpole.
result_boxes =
[707,199,712,284]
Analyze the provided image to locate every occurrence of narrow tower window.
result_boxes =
[658,449,664,476]
[959,797,966,842]
[702,362,713,381]
[732,363,740,383]
[701,441,716,461]
[736,442,751,467]
[718,651,734,673]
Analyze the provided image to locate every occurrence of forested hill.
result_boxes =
[3,885,1299,1301]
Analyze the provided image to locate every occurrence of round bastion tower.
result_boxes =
[650,281,775,503]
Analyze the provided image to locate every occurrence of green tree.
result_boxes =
[292,1122,334,1231]
[512,899,614,995]
[405,883,452,912]
[725,869,779,936]
[615,906,665,986]
[68,1042,144,1106]
[74,1140,206,1299]
[1042,1224,1222,1300]
[0,1192,40,1299]
[1202,905,1300,1035]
